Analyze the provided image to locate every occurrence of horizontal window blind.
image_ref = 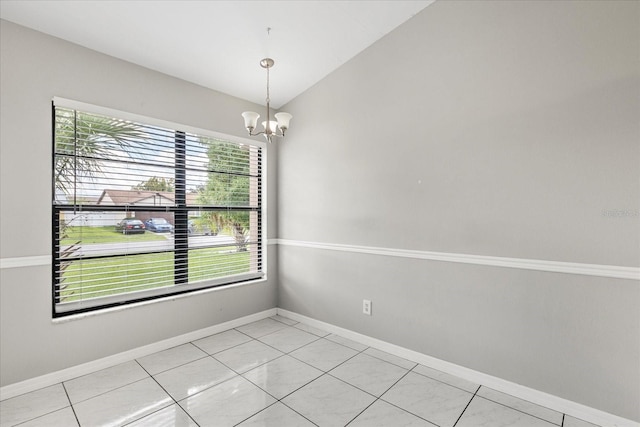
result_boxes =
[52,103,263,316]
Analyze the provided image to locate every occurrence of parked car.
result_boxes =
[144,218,173,233]
[115,219,145,235]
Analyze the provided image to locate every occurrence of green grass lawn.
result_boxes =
[61,226,168,245]
[58,247,252,302]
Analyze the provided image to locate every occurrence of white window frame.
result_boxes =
[51,97,267,317]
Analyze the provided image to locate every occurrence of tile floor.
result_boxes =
[1,315,601,427]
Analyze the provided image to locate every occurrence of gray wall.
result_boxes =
[278,0,639,421]
[0,20,278,386]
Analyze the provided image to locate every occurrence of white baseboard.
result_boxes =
[0,308,277,401]
[2,306,636,427]
[277,308,639,427]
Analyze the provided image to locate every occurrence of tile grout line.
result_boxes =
[63,361,182,427]
[246,324,454,426]
[244,326,367,401]
[269,315,300,327]
[254,330,325,355]
[131,359,193,427]
[405,365,566,426]
[478,392,564,426]
[141,353,212,377]
[343,368,416,427]
[241,325,374,426]
[362,348,418,371]
[376,369,441,427]
[452,384,482,427]
[245,323,364,378]
[408,365,479,394]
[65,374,151,407]
[9,320,595,427]
[215,327,322,376]
[231,400,280,426]
[277,399,322,427]
[207,345,276,377]
[190,327,255,355]
[185,323,572,427]
[222,327,325,426]
[60,382,82,427]
[292,322,333,338]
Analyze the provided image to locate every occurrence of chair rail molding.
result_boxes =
[274,239,640,281]
[3,240,638,281]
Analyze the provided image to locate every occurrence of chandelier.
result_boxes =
[241,58,292,143]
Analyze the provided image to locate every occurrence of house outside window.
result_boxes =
[52,99,264,317]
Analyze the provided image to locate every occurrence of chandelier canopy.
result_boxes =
[241,58,292,143]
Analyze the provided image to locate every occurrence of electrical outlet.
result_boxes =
[363,299,372,316]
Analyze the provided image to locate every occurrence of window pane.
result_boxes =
[186,210,260,281]
[57,253,174,303]
[57,211,174,257]
[53,104,263,316]
[54,107,177,205]
[189,247,251,282]
[185,137,260,208]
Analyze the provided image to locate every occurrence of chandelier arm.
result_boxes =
[247,129,284,137]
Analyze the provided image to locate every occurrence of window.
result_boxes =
[52,100,264,317]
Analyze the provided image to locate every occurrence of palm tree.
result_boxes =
[54,107,147,301]
[54,107,147,197]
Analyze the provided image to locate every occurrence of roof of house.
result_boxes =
[97,189,174,205]
[96,189,201,205]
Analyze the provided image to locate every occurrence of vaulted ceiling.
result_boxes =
[1,1,433,108]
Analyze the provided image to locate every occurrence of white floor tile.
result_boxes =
[412,364,479,393]
[64,360,148,404]
[282,374,376,427]
[477,387,563,425]
[456,396,557,427]
[330,353,409,396]
[289,337,359,371]
[293,322,331,337]
[348,399,434,427]
[364,347,417,370]
[237,402,316,426]
[258,326,319,353]
[214,340,283,373]
[270,315,298,326]
[563,415,601,427]
[73,378,173,427]
[192,329,252,355]
[236,318,288,338]
[0,322,609,427]
[126,403,198,426]
[154,356,237,400]
[326,334,368,351]
[0,383,70,427]
[382,371,473,427]
[16,406,78,427]
[136,343,207,375]
[179,376,276,427]
[243,355,323,399]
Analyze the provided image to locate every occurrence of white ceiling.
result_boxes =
[0,0,433,108]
